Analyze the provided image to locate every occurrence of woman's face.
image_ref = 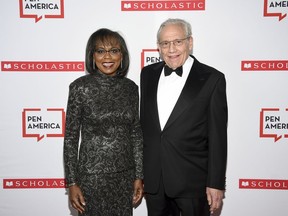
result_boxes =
[93,42,122,76]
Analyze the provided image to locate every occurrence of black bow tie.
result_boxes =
[164,65,183,77]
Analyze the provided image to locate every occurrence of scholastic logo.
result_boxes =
[260,108,288,142]
[3,178,65,189]
[1,61,84,72]
[22,108,65,142]
[264,0,287,21]
[19,0,64,23]
[141,49,161,68]
[239,179,288,190]
[241,60,288,71]
[121,0,205,11]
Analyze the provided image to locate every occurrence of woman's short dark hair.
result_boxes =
[85,28,130,77]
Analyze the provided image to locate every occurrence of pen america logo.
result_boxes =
[141,49,161,68]
[22,108,65,142]
[121,0,205,11]
[260,108,288,142]
[3,178,65,189]
[264,0,288,21]
[241,60,288,72]
[239,179,288,190]
[19,0,64,23]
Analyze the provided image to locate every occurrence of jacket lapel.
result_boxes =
[146,62,164,132]
[163,56,210,130]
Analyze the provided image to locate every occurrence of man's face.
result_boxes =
[158,24,193,69]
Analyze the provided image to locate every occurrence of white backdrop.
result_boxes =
[1,0,288,216]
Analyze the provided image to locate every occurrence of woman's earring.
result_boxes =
[120,59,123,69]
[93,59,96,70]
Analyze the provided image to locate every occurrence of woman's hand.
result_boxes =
[69,184,86,214]
[132,179,144,206]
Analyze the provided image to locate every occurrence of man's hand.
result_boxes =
[206,187,224,214]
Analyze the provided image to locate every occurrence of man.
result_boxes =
[140,18,228,216]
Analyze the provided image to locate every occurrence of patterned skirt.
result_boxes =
[78,169,134,216]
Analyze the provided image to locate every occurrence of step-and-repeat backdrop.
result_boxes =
[1,1,287,215]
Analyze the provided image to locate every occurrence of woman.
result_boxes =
[63,28,143,216]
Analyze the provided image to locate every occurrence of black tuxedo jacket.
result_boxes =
[140,56,228,198]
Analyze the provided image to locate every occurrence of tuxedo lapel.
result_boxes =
[146,62,164,132]
[163,57,210,130]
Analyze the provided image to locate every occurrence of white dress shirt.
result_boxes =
[157,56,194,130]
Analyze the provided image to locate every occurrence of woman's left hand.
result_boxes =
[132,179,144,206]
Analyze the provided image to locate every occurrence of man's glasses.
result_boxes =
[94,48,121,57]
[158,37,190,49]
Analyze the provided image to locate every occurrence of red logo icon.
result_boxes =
[19,0,64,23]
[141,49,161,68]
[1,61,84,72]
[22,108,65,142]
[121,0,205,11]
[241,60,288,71]
[3,178,65,189]
[264,0,287,21]
[260,108,288,142]
[240,179,288,190]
